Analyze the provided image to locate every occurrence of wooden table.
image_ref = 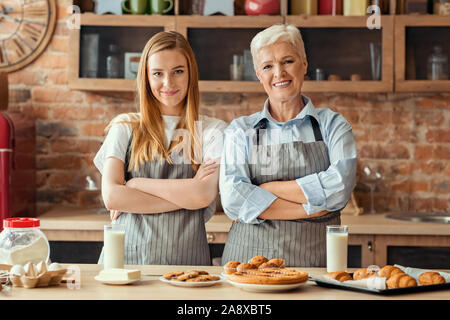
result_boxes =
[2,265,449,300]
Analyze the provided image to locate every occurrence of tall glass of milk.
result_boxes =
[326,225,348,272]
[103,224,125,269]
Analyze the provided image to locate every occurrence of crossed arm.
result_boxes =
[258,181,328,220]
[101,157,220,218]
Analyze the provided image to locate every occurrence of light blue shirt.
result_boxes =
[219,95,357,224]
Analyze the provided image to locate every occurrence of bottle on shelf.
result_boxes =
[319,0,343,15]
[343,0,369,16]
[434,0,450,15]
[427,45,449,80]
[370,0,389,13]
[105,44,123,79]
[290,0,318,15]
[230,54,244,81]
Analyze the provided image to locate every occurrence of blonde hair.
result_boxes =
[250,24,307,70]
[107,31,200,172]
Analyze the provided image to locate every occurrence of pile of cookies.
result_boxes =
[224,256,285,274]
[327,265,446,289]
[224,256,308,285]
[163,270,220,282]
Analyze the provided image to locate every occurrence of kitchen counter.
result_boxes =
[38,206,450,242]
[2,264,449,300]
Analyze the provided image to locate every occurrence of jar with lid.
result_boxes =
[427,45,449,80]
[434,0,450,15]
[105,44,123,79]
[0,218,50,265]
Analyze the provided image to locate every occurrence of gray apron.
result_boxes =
[98,137,211,266]
[221,116,340,267]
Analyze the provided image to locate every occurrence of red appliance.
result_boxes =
[0,72,12,232]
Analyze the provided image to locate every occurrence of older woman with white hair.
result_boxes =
[219,24,357,267]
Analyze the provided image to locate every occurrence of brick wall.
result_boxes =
[5,1,449,216]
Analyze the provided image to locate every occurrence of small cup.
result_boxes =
[326,225,348,273]
[122,0,147,14]
[150,0,173,14]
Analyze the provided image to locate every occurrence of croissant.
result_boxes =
[327,271,352,282]
[353,268,376,280]
[386,273,417,289]
[379,265,404,279]
[418,272,445,286]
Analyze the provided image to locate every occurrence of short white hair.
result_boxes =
[250,24,307,70]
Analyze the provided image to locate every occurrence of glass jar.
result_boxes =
[427,45,449,80]
[434,0,450,15]
[0,218,50,265]
[105,44,122,79]
[230,54,243,81]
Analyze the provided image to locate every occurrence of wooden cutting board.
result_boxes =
[0,72,8,111]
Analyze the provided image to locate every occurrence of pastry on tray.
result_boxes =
[327,270,352,282]
[352,268,377,280]
[418,272,445,286]
[378,265,404,279]
[386,273,417,289]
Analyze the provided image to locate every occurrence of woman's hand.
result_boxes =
[306,210,329,219]
[125,178,138,189]
[194,158,219,181]
[110,210,121,221]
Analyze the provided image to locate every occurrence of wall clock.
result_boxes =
[0,0,57,73]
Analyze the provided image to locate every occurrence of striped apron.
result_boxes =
[221,116,340,267]
[98,139,211,266]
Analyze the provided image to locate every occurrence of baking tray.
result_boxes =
[309,275,450,296]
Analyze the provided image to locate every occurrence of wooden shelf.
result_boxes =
[199,81,263,93]
[78,12,176,27]
[395,15,450,92]
[68,12,448,93]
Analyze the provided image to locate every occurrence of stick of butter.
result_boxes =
[98,268,141,281]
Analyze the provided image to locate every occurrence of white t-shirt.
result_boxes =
[94,113,227,222]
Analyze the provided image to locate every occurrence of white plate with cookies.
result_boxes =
[160,270,225,287]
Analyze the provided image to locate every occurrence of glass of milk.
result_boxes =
[326,225,348,272]
[103,224,125,269]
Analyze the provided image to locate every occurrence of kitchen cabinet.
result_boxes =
[285,15,394,92]
[374,234,450,268]
[176,15,282,92]
[68,14,175,92]
[69,1,449,93]
[68,0,399,93]
[394,15,450,92]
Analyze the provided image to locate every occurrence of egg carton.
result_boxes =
[0,263,67,288]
